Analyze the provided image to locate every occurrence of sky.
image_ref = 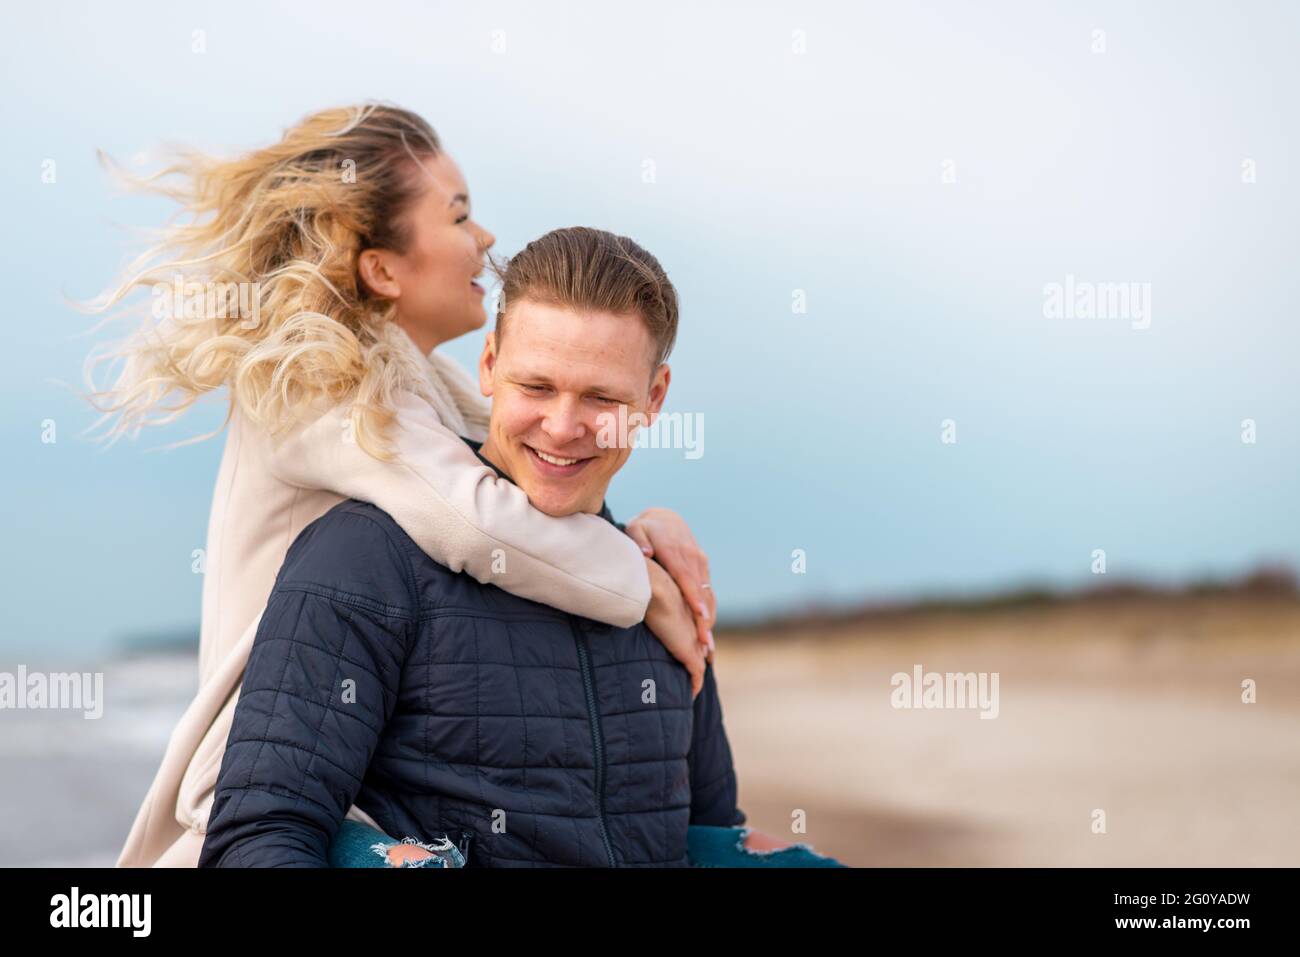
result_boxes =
[1,0,1297,660]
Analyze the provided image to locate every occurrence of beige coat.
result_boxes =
[116,327,651,867]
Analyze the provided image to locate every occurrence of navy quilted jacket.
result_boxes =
[199,453,745,868]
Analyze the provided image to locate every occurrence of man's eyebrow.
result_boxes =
[448,193,469,207]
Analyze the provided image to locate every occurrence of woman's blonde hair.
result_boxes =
[82,102,443,458]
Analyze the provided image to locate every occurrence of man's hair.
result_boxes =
[492,226,678,366]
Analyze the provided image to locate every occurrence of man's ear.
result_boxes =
[357,248,402,300]
[645,364,670,419]
[478,329,498,398]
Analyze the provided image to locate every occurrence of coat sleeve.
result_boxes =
[198,507,416,868]
[266,389,650,628]
[687,662,747,827]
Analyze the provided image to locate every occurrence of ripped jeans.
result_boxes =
[328,819,846,868]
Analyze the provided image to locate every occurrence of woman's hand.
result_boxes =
[644,557,706,698]
[625,508,714,659]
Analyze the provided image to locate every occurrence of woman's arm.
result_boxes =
[268,390,650,626]
[644,558,707,697]
[625,508,716,655]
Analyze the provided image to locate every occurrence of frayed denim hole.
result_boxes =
[369,842,398,866]
[733,827,819,858]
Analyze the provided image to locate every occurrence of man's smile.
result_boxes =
[524,443,596,477]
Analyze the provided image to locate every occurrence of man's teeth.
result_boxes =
[534,449,580,466]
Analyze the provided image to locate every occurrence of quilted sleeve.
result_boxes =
[687,662,747,827]
[198,505,417,867]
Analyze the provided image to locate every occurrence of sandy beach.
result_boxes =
[3,593,1297,867]
[721,594,1300,866]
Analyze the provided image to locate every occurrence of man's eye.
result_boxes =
[591,395,619,405]
[454,214,469,224]
[520,384,549,395]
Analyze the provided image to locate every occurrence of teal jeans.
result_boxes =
[329,819,847,868]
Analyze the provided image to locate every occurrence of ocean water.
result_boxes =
[0,651,195,866]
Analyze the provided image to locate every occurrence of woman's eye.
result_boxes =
[454,214,469,224]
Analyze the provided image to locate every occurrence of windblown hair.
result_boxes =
[493,226,678,369]
[82,103,443,457]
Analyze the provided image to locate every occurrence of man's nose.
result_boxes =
[540,397,587,446]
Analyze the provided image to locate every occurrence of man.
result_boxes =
[199,227,776,867]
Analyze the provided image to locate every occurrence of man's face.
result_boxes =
[478,298,670,517]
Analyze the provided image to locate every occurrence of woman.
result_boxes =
[85,103,717,868]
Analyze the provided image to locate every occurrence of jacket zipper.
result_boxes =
[572,624,617,867]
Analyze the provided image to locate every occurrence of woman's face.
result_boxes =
[362,152,496,353]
